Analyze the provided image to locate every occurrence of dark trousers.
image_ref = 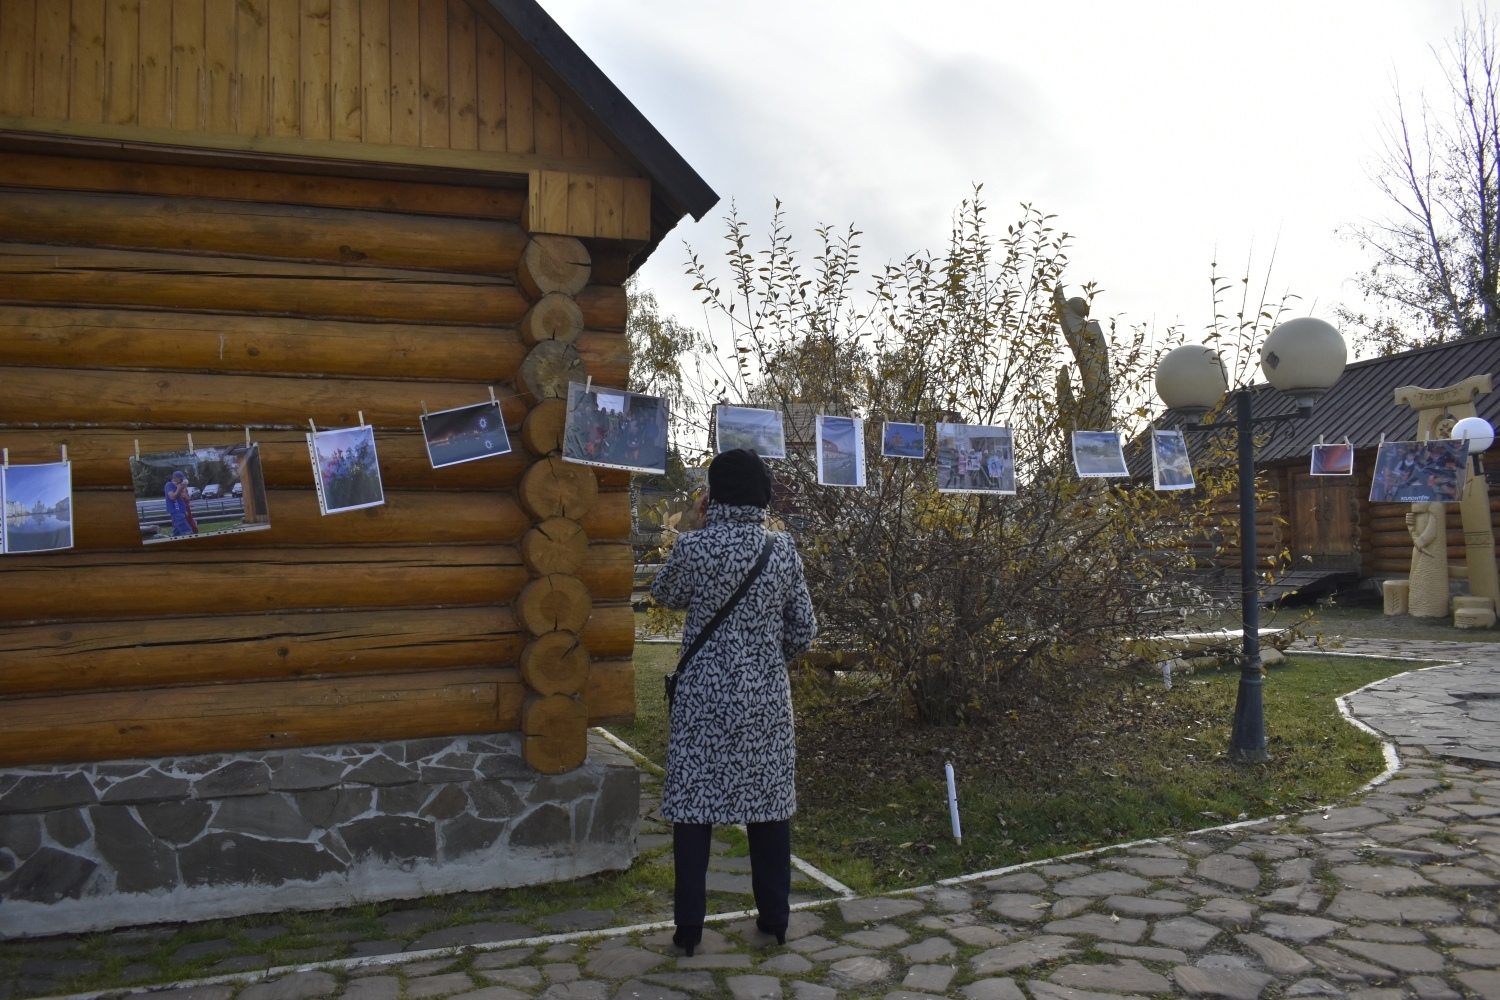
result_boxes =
[673,820,791,930]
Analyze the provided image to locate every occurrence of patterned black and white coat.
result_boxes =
[650,503,817,824]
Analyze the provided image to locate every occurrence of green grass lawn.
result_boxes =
[606,643,1421,893]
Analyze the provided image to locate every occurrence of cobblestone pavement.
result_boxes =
[1297,638,1500,766]
[20,650,1500,1000]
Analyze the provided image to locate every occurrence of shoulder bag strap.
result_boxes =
[674,533,776,677]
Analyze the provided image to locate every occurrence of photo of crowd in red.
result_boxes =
[562,382,670,475]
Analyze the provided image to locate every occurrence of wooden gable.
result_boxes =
[0,0,652,239]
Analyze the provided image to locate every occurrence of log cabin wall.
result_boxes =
[0,147,638,771]
[1194,471,1286,571]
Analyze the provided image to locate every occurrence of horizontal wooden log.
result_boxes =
[1369,530,1484,548]
[0,245,528,324]
[1369,516,1464,533]
[0,667,523,767]
[580,554,631,600]
[584,657,635,726]
[0,189,527,275]
[0,366,527,429]
[0,429,632,490]
[576,285,627,332]
[0,151,527,219]
[67,490,630,551]
[0,543,632,624]
[0,306,628,384]
[0,545,522,623]
[0,604,633,698]
[1372,545,1470,560]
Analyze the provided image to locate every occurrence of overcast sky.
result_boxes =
[544,0,1466,359]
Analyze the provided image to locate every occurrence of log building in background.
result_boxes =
[0,0,716,935]
[1138,335,1500,604]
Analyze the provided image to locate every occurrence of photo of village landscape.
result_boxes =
[881,421,925,458]
[815,414,865,487]
[1151,429,1196,490]
[715,404,787,458]
[1072,429,1130,478]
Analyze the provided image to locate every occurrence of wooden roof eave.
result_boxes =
[476,0,720,234]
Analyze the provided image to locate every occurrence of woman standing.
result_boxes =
[650,448,817,954]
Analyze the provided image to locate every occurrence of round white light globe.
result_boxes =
[1156,344,1228,413]
[1453,415,1496,455]
[1259,318,1346,404]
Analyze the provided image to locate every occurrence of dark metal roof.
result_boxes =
[484,0,719,235]
[1129,334,1500,476]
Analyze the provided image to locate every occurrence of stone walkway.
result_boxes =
[1297,637,1500,766]
[16,643,1500,1000]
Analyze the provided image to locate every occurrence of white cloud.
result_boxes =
[542,0,1468,352]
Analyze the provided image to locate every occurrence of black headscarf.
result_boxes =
[708,448,772,508]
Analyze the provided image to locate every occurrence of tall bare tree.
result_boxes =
[1341,8,1500,354]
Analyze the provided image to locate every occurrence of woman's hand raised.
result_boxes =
[682,493,709,532]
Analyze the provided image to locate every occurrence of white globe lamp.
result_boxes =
[1453,415,1496,456]
[1259,318,1347,409]
[1156,344,1229,419]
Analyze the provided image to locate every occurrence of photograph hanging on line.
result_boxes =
[816,415,866,487]
[308,425,386,515]
[3,461,73,554]
[130,443,271,544]
[561,382,670,474]
[1310,443,1355,476]
[1369,439,1467,503]
[1072,430,1130,479]
[715,405,787,459]
[421,400,512,469]
[1151,430,1196,491]
[882,421,926,459]
[936,422,1016,495]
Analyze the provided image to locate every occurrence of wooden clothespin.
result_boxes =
[60,444,67,463]
[358,410,366,427]
[134,439,141,460]
[309,418,318,435]
[422,401,429,415]
[488,386,498,404]
[245,427,253,446]
[585,376,593,394]
[186,434,194,452]
[2,448,7,468]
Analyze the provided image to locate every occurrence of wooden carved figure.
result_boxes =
[1407,501,1451,617]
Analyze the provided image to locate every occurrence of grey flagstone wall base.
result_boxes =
[0,733,640,939]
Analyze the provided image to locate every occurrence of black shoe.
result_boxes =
[673,925,702,957]
[755,917,787,945]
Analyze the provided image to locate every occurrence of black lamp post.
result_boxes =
[1155,319,1348,762]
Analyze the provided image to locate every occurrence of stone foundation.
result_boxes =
[0,733,639,938]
